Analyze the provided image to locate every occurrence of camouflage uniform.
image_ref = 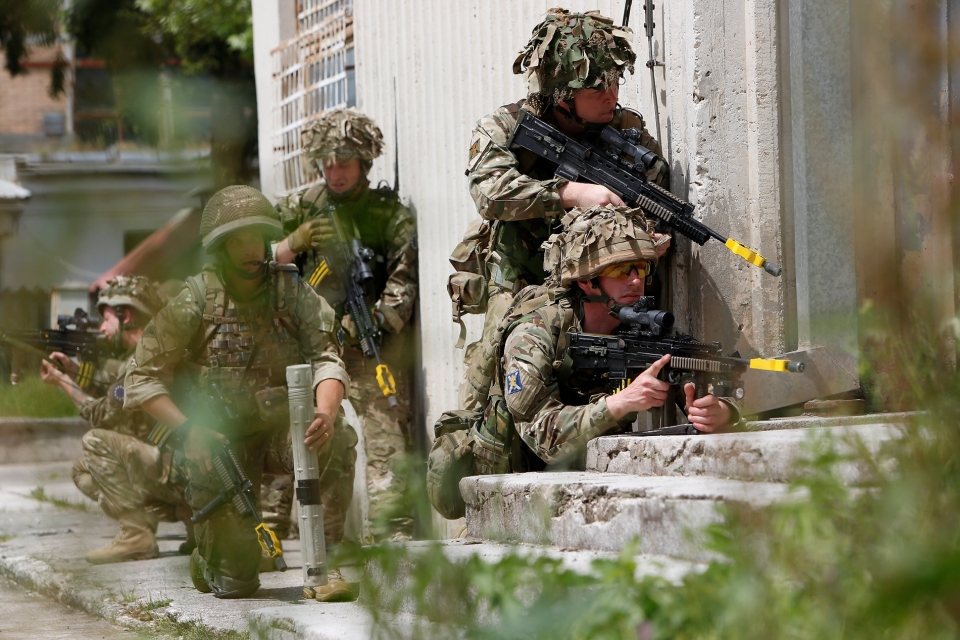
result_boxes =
[278,109,418,542]
[125,186,355,597]
[459,9,670,411]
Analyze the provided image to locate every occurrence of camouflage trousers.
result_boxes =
[458,287,516,412]
[343,346,414,542]
[185,419,357,583]
[72,429,188,526]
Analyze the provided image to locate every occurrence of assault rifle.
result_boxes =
[567,297,804,435]
[150,381,286,571]
[320,206,399,407]
[0,308,112,389]
[509,109,782,277]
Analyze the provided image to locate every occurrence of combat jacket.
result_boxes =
[487,287,633,471]
[277,181,418,337]
[78,351,154,441]
[123,263,349,433]
[466,102,669,292]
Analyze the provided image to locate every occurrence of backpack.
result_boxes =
[447,218,494,348]
[426,285,577,519]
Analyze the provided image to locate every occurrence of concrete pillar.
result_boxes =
[251,0,283,201]
[785,0,859,378]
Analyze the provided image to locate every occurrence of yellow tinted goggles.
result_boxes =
[598,261,652,280]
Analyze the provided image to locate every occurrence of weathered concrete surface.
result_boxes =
[748,411,913,431]
[587,423,900,483]
[0,418,88,463]
[462,473,796,562]
[0,461,370,638]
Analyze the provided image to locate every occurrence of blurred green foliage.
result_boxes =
[0,376,79,418]
[346,307,960,638]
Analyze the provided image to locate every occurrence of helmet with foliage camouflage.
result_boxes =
[200,185,283,253]
[97,275,165,318]
[542,205,657,286]
[301,108,384,166]
[514,8,636,110]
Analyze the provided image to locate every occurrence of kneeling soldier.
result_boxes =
[41,276,193,563]
[124,186,357,600]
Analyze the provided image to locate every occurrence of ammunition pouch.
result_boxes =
[255,385,289,427]
[447,219,493,348]
[426,409,482,520]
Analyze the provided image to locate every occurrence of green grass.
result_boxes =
[28,486,90,512]
[0,376,79,418]
[138,618,250,640]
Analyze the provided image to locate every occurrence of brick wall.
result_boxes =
[0,47,67,135]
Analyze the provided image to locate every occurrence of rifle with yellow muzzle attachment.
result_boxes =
[510,109,783,277]
[567,297,804,435]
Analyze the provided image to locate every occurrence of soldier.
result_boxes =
[459,8,671,411]
[276,108,419,543]
[39,276,194,564]
[124,185,357,601]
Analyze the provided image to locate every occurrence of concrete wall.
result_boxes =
[351,0,790,429]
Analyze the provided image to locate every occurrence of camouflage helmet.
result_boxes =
[97,275,165,318]
[200,185,283,253]
[542,205,657,286]
[514,8,636,107]
[301,108,384,166]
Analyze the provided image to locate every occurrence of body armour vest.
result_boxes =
[185,264,303,419]
[296,184,403,317]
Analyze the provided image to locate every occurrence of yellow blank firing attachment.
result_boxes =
[749,358,805,373]
[376,364,399,408]
[256,523,283,558]
[725,239,782,277]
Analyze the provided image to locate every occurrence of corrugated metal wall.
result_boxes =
[354,0,686,432]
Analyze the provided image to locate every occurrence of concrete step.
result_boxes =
[587,423,900,483]
[462,472,797,563]
[0,418,89,463]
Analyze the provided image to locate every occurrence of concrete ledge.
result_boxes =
[0,418,89,463]
[587,424,899,483]
[462,473,796,562]
[747,412,914,431]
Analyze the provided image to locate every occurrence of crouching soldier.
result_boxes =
[124,185,357,600]
[429,206,741,519]
[40,276,194,564]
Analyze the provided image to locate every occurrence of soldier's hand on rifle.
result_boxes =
[39,359,66,386]
[47,352,78,378]
[184,425,229,476]
[652,233,672,258]
[607,354,672,419]
[287,218,336,253]
[683,383,732,434]
[340,314,358,340]
[558,182,625,208]
[304,411,335,453]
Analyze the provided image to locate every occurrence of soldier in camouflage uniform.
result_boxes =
[460,8,672,411]
[40,276,194,564]
[276,108,419,542]
[124,186,357,601]
[474,206,740,473]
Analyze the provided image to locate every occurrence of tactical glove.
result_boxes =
[287,217,337,254]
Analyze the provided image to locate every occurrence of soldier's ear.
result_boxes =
[576,280,597,294]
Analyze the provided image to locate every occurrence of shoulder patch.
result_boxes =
[505,370,523,395]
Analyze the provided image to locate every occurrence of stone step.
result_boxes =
[587,423,900,483]
[461,472,797,563]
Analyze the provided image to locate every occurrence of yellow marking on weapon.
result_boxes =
[308,260,330,288]
[77,361,95,390]
[613,378,632,392]
[749,358,790,372]
[376,364,397,398]
[725,238,767,268]
[255,522,284,559]
[148,423,171,447]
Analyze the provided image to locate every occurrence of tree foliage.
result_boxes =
[0,0,65,94]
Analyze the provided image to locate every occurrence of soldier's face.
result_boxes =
[223,230,266,275]
[570,84,619,124]
[321,158,363,194]
[99,306,121,339]
[585,268,646,305]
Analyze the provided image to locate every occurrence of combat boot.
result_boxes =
[312,569,357,602]
[85,512,159,564]
[175,502,196,555]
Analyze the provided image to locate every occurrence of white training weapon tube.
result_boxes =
[286,364,328,598]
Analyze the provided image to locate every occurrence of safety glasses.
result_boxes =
[598,261,652,279]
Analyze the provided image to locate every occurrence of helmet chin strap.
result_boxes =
[580,278,629,317]
[217,244,271,281]
[552,98,616,133]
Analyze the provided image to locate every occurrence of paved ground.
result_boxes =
[0,461,383,639]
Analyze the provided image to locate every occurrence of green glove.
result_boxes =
[287,217,337,254]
